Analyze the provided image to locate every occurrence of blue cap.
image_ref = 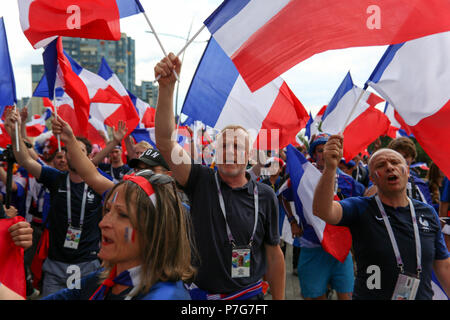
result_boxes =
[309,133,330,157]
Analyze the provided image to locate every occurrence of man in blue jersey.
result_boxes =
[313,134,450,299]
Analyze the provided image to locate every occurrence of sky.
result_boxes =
[1,0,388,117]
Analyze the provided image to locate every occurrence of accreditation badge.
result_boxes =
[63,226,82,250]
[391,273,420,300]
[231,246,251,278]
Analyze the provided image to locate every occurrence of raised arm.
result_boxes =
[312,134,344,225]
[4,109,42,180]
[51,116,114,195]
[91,121,127,165]
[154,53,192,187]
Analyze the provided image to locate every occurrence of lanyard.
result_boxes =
[214,172,259,247]
[374,195,422,277]
[66,175,89,228]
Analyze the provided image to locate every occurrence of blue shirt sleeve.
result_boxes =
[430,207,450,260]
[441,177,450,202]
[336,196,369,227]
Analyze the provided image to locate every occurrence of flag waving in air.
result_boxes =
[205,0,450,92]
[0,17,17,116]
[320,72,388,161]
[285,144,352,263]
[366,31,450,179]
[182,37,308,150]
[97,57,140,138]
[18,0,144,49]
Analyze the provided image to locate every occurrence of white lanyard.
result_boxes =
[214,172,259,247]
[374,195,422,277]
[66,175,89,228]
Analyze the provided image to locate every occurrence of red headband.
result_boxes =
[123,175,157,205]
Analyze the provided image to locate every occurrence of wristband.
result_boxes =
[287,216,295,224]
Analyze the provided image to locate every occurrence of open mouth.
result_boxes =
[102,236,114,245]
[387,174,399,183]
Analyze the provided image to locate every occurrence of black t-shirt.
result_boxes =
[183,163,280,294]
[98,163,131,182]
[38,166,107,264]
[338,196,449,300]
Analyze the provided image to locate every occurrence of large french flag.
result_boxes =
[366,31,450,179]
[182,37,308,150]
[320,72,388,161]
[0,17,17,115]
[18,0,144,49]
[97,57,140,137]
[286,144,352,263]
[205,0,450,92]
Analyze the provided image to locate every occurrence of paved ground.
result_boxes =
[265,243,338,300]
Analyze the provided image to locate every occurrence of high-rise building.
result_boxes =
[62,33,136,92]
[135,81,159,108]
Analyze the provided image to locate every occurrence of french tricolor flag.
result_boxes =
[320,72,388,161]
[366,31,450,179]
[383,102,414,139]
[25,108,52,137]
[181,37,308,150]
[97,58,140,138]
[205,0,450,92]
[304,105,327,141]
[19,0,144,49]
[127,90,156,129]
[286,144,352,263]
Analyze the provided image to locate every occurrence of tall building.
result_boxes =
[62,33,136,92]
[135,81,159,108]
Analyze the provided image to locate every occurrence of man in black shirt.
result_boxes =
[154,54,285,300]
[313,134,450,299]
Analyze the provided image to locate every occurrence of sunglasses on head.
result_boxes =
[133,169,174,185]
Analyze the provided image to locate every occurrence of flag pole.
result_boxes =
[154,24,206,83]
[52,91,62,152]
[13,104,20,152]
[175,24,206,58]
[175,19,194,117]
[141,12,180,82]
[338,88,367,135]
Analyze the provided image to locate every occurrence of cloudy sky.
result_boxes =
[2,0,387,116]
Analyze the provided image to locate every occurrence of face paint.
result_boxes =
[401,166,407,176]
[124,227,135,243]
[375,170,381,179]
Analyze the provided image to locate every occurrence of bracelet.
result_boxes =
[287,216,295,224]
